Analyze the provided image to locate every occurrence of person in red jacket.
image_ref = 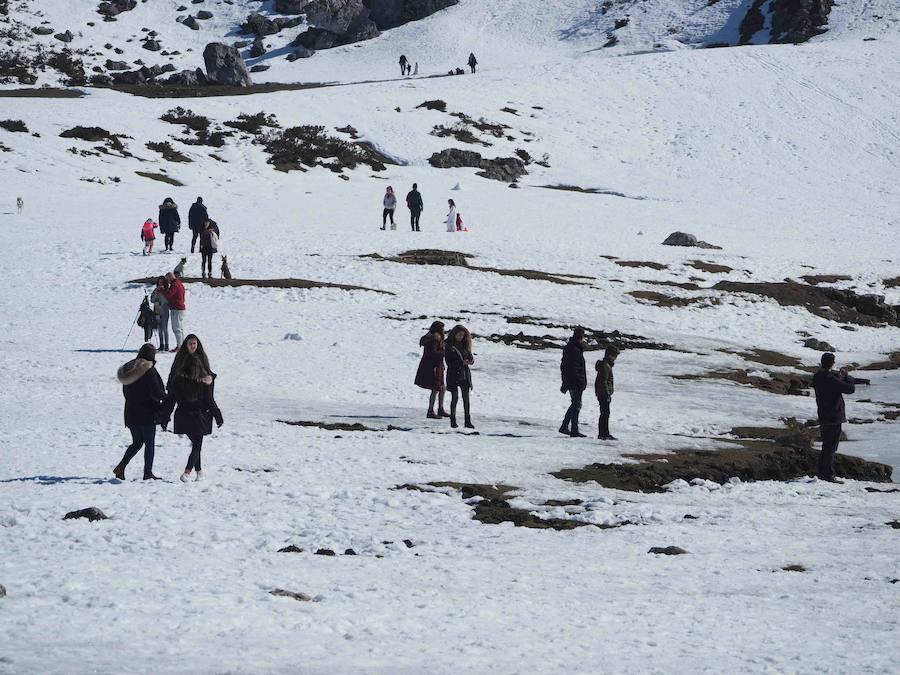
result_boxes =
[163,271,186,351]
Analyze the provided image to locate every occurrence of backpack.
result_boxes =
[455,213,463,230]
[209,230,219,250]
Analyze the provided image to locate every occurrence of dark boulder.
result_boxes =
[142,39,162,51]
[196,10,213,20]
[250,64,270,72]
[203,42,252,86]
[270,588,312,601]
[97,0,137,18]
[244,12,280,36]
[649,546,688,555]
[0,584,5,597]
[32,26,55,35]
[293,27,339,50]
[428,147,482,168]
[770,0,834,43]
[286,47,315,60]
[250,37,266,58]
[164,67,208,86]
[365,0,458,29]
[477,156,527,182]
[63,507,108,522]
[182,15,200,30]
[54,30,74,43]
[803,338,835,352]
[105,59,128,70]
[661,231,722,250]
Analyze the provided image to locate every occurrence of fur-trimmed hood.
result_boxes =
[117,358,154,385]
[159,202,178,210]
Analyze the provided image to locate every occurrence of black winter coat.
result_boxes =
[188,202,208,232]
[560,339,586,392]
[118,359,166,427]
[406,189,423,212]
[158,203,181,235]
[160,373,223,437]
[445,341,473,390]
[813,369,855,425]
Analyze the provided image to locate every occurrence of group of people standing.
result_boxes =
[138,273,186,352]
[380,185,462,233]
[415,321,475,429]
[138,197,221,278]
[558,328,620,439]
[115,336,223,482]
[397,53,476,76]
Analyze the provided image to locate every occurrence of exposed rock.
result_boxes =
[344,548,357,555]
[196,10,213,19]
[286,47,315,61]
[270,588,312,601]
[782,564,807,572]
[428,148,527,182]
[244,12,280,36]
[250,64,270,72]
[203,43,252,86]
[315,548,336,556]
[662,231,722,249]
[54,30,74,43]
[63,507,108,522]
[97,0,137,17]
[250,36,266,58]
[277,545,304,553]
[804,338,835,352]
[770,0,833,43]
[428,147,482,168]
[163,68,208,86]
[365,0,459,30]
[142,39,161,52]
[105,59,128,70]
[0,584,5,597]
[649,546,688,555]
[887,520,900,529]
[416,99,446,111]
[294,27,339,50]
[182,15,200,30]
[801,274,852,285]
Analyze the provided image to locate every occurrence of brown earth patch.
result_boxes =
[0,88,84,98]
[857,352,900,371]
[885,277,900,289]
[553,421,892,492]
[688,260,733,274]
[128,276,392,295]
[135,170,183,186]
[640,280,702,291]
[801,274,853,285]
[726,348,803,369]
[615,260,668,270]
[628,290,713,307]
[277,420,377,432]
[674,369,809,395]
[398,482,634,530]
[486,328,675,352]
[713,281,899,326]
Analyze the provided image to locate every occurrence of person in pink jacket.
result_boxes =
[141,219,158,255]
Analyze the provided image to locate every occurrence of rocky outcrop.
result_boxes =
[364,0,459,29]
[63,507,108,522]
[662,231,721,249]
[244,12,280,36]
[739,0,833,45]
[428,148,528,183]
[97,0,136,18]
[163,67,209,86]
[203,43,252,87]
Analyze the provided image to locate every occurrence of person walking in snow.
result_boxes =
[407,183,423,231]
[559,327,587,437]
[158,197,181,252]
[141,218,158,255]
[812,352,856,483]
[382,186,397,230]
[445,199,458,233]
[415,321,448,419]
[163,271,186,351]
[468,53,478,74]
[161,334,223,483]
[188,197,208,254]
[199,219,220,279]
[445,324,475,429]
[151,276,170,352]
[399,54,408,76]
[114,343,165,481]
[595,346,619,440]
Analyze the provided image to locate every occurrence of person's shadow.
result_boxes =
[74,349,135,354]
[0,475,118,485]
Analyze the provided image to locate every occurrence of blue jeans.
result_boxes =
[119,424,156,476]
[562,389,583,434]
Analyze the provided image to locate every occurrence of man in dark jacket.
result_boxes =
[158,197,181,252]
[406,183,423,231]
[114,343,166,480]
[559,328,587,437]
[595,346,619,440]
[812,352,855,482]
[188,197,208,253]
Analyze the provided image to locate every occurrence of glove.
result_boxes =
[560,384,568,394]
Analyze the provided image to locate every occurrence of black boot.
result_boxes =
[450,415,458,428]
[113,465,125,480]
[464,416,474,429]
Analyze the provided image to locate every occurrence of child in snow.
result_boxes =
[141,219,158,255]
[445,199,458,233]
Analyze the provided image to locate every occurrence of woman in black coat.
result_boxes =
[160,334,223,482]
[114,343,166,480]
[414,321,448,419]
[445,324,475,429]
[158,197,181,252]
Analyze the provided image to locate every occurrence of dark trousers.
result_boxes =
[818,424,841,479]
[185,433,204,472]
[562,389,583,434]
[201,251,213,277]
[470,65,476,73]
[598,396,611,437]
[191,229,200,253]
[164,232,175,250]
[450,386,471,422]
[382,208,394,226]
[410,210,421,231]
[118,424,156,476]
[143,322,154,342]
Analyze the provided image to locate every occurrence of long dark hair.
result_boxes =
[448,324,472,352]
[169,334,212,381]
[180,355,211,401]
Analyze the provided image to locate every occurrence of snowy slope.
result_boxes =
[0,2,899,673]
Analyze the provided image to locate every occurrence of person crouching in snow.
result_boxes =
[114,343,165,480]
[161,334,223,482]
[141,218,158,255]
[445,199,458,233]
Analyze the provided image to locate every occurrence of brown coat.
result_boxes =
[414,333,445,391]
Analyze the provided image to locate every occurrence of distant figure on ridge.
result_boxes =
[468,53,477,74]
[445,324,475,429]
[812,352,855,483]
[407,183,423,232]
[415,321,448,419]
[595,346,619,440]
[399,54,408,76]
[382,186,396,230]
[559,327,587,438]
[158,197,181,252]
[114,343,165,481]
[17,197,23,214]
[188,197,208,254]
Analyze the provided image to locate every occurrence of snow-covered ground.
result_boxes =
[1,2,899,672]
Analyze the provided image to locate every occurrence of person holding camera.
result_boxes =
[812,352,856,483]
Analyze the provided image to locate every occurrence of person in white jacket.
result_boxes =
[445,199,457,233]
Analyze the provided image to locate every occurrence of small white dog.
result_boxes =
[16,197,23,214]
[173,257,187,278]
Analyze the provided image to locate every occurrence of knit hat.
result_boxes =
[137,343,157,363]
